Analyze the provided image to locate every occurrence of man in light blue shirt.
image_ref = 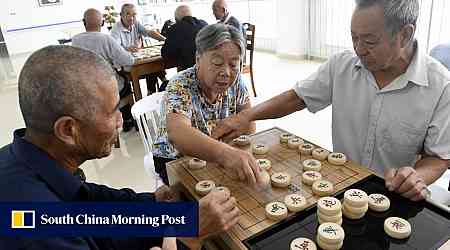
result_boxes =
[213,0,450,201]
[111,3,168,94]
[430,43,450,71]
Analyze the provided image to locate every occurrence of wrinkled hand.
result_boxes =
[198,189,240,238]
[127,46,139,53]
[385,167,428,201]
[219,146,262,185]
[212,112,252,142]
[155,185,180,202]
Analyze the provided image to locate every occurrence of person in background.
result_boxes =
[161,5,208,72]
[72,8,136,132]
[0,45,240,250]
[212,0,244,37]
[213,0,450,201]
[111,3,168,94]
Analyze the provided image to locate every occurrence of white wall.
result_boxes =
[1,0,118,55]
[275,0,308,58]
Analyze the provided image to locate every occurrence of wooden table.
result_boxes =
[129,46,177,101]
[167,127,374,249]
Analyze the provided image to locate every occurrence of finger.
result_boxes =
[410,189,428,201]
[236,164,246,182]
[211,123,231,140]
[384,168,397,190]
[210,188,230,203]
[248,158,262,185]
[221,131,240,143]
[402,180,425,199]
[223,207,240,230]
[223,206,240,224]
[397,173,419,194]
[242,161,257,185]
[220,197,237,212]
[390,168,414,192]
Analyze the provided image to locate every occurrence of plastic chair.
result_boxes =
[131,91,166,192]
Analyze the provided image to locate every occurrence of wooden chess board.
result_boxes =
[167,127,373,249]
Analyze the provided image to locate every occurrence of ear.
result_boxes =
[399,24,415,48]
[53,116,80,146]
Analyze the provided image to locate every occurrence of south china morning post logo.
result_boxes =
[11,210,35,229]
[2,203,198,237]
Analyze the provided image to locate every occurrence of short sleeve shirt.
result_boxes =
[152,67,250,159]
[111,21,147,49]
[294,43,450,175]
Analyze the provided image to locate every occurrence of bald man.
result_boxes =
[161,5,207,71]
[72,8,136,132]
[212,0,243,34]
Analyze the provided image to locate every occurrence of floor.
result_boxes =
[1,50,448,195]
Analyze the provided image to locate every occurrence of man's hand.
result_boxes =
[385,167,429,201]
[154,185,180,202]
[126,46,139,53]
[198,188,240,238]
[219,146,262,185]
[212,112,252,142]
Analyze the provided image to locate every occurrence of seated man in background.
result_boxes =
[72,8,136,132]
[430,42,450,71]
[212,0,244,37]
[0,45,240,250]
[111,3,168,93]
[161,5,208,71]
[213,0,450,201]
[153,24,261,186]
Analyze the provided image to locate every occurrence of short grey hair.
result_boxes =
[18,45,115,134]
[121,3,135,15]
[175,5,192,22]
[195,23,245,59]
[355,0,419,37]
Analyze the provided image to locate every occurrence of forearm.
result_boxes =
[167,114,231,163]
[243,89,305,122]
[414,156,449,185]
[148,30,166,41]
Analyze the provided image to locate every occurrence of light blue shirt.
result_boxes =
[294,43,450,175]
[430,43,450,71]
[110,21,147,49]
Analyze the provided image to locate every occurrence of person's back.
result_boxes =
[72,32,134,68]
[430,43,450,71]
[161,16,207,71]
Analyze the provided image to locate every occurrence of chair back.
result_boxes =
[131,91,165,155]
[242,23,255,65]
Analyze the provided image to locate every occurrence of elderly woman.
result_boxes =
[153,23,261,185]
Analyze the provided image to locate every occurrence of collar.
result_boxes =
[354,41,429,89]
[119,20,132,33]
[11,128,83,201]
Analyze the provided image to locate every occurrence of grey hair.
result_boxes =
[355,0,419,38]
[195,23,245,59]
[18,45,115,134]
[121,3,135,15]
[175,5,192,22]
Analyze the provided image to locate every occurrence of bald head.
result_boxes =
[175,5,192,22]
[212,0,228,20]
[83,8,103,32]
[18,45,116,134]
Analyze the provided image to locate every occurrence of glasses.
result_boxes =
[351,36,382,50]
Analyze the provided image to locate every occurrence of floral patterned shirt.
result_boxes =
[152,66,250,159]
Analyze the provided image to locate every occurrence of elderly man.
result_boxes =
[161,5,207,71]
[72,8,136,132]
[212,0,243,34]
[214,0,450,201]
[111,3,167,94]
[0,46,240,250]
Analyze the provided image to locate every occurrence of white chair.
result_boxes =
[131,91,166,192]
